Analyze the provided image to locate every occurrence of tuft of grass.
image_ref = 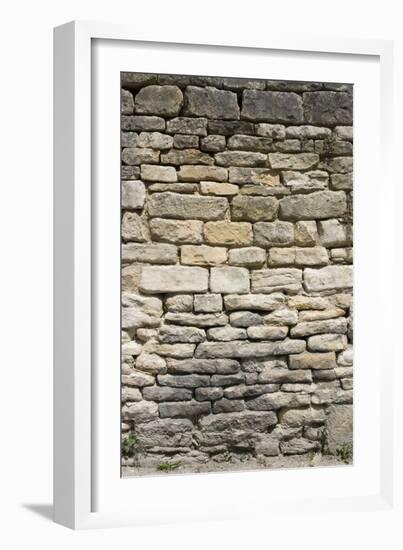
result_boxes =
[336,443,353,464]
[156,460,182,472]
[121,433,139,457]
[320,428,329,455]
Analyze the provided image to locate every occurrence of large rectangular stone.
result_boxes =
[228,167,280,186]
[231,195,278,222]
[303,91,353,126]
[148,192,228,220]
[215,151,267,167]
[208,120,255,136]
[224,293,285,311]
[181,245,227,266]
[251,268,302,294]
[122,243,177,264]
[204,221,253,246]
[140,164,177,182]
[195,339,306,359]
[149,219,203,244]
[139,266,208,293]
[210,266,250,294]
[177,165,228,182]
[304,266,353,292]
[160,148,214,165]
[254,221,294,247]
[166,117,208,136]
[268,153,320,170]
[183,86,240,119]
[279,191,347,220]
[241,91,303,123]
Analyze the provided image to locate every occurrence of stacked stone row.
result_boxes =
[120,73,353,469]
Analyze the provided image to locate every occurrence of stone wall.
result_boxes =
[120,73,353,474]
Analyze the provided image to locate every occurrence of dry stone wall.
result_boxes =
[121,73,353,473]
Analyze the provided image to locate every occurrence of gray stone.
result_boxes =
[134,418,193,448]
[337,347,353,367]
[135,353,167,374]
[224,293,286,311]
[158,373,210,388]
[325,404,353,453]
[229,311,263,328]
[210,266,250,294]
[308,334,348,352]
[137,131,173,150]
[141,164,177,182]
[165,294,193,313]
[142,386,192,401]
[159,401,211,418]
[319,157,353,174]
[161,148,214,165]
[251,268,302,294]
[136,328,158,342]
[266,80,323,92]
[208,120,254,136]
[183,86,240,120]
[148,193,228,220]
[121,115,165,132]
[303,91,353,126]
[318,219,351,247]
[242,91,303,123]
[330,173,353,190]
[304,266,353,292]
[122,147,159,165]
[121,165,140,180]
[122,243,177,264]
[121,89,134,114]
[286,125,332,139]
[263,308,298,325]
[280,438,320,455]
[279,407,326,427]
[121,264,142,293]
[122,401,159,423]
[215,151,267,167]
[269,153,320,170]
[247,392,310,411]
[158,325,205,344]
[294,221,318,247]
[177,165,228,182]
[231,195,278,222]
[224,384,279,399]
[181,245,227,266]
[194,294,223,313]
[200,182,239,196]
[200,135,226,153]
[143,342,196,359]
[228,167,280,186]
[122,292,163,315]
[223,77,265,91]
[290,317,347,338]
[334,126,353,141]
[228,247,266,268]
[173,134,199,149]
[134,85,183,116]
[167,358,240,375]
[207,326,247,341]
[121,212,148,242]
[122,369,155,387]
[227,135,273,152]
[213,399,245,413]
[273,139,302,153]
[121,309,161,330]
[247,326,288,340]
[166,117,208,136]
[257,362,312,384]
[195,339,306,359]
[254,221,294,247]
[195,387,224,401]
[149,219,203,244]
[199,411,277,432]
[164,312,228,328]
[139,266,208,294]
[255,123,286,139]
[289,352,337,370]
[282,170,328,192]
[121,387,142,402]
[121,73,158,89]
[254,435,280,457]
[298,307,345,322]
[279,191,347,220]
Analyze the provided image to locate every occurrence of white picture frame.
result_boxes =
[54,20,401,532]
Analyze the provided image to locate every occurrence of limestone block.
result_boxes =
[139,266,209,293]
[134,85,183,116]
[210,266,250,294]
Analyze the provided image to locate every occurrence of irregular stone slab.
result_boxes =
[121,309,161,330]
[121,165,140,180]
[208,119,255,136]
[164,312,228,327]
[289,351,337,370]
[334,126,353,141]
[173,134,199,148]
[227,135,273,152]
[210,266,250,294]
[166,117,208,136]
[159,400,211,418]
[199,410,277,431]
[135,353,166,374]
[122,147,159,165]
[246,392,310,411]
[121,369,155,387]
[224,384,279,399]
[141,164,177,182]
[166,358,240,375]
[134,418,193,448]
[294,221,318,246]
[143,341,196,358]
[256,362,312,384]
[331,173,353,191]
[121,72,158,89]
[325,404,353,453]
[318,219,352,247]
[282,170,328,192]
[222,77,265,91]
[122,243,177,264]
[158,373,210,388]
[137,131,173,150]
[251,268,302,294]
[183,86,240,120]
[194,294,223,313]
[215,151,267,167]
[165,294,193,313]
[204,221,253,246]
[227,167,280,187]
[158,325,206,344]
[337,347,353,367]
[254,221,294,247]
[136,328,158,342]
[266,80,323,92]
[122,212,148,242]
[200,181,239,196]
[269,153,319,170]
[161,148,214,165]
[308,334,348,352]
[242,90,303,123]
[256,123,286,139]
[231,195,278,222]
[304,265,353,292]
[121,115,166,132]
[279,407,326,427]
[149,218,203,244]
[181,245,227,266]
[195,338,306,359]
[290,317,347,338]
[288,295,328,310]
[286,125,332,139]
[247,326,288,340]
[148,183,198,194]
[121,386,142,402]
[303,91,353,126]
[195,387,224,401]
[177,165,228,182]
[122,264,142,292]
[121,89,134,114]
[263,308,298,325]
[139,266,208,294]
[213,398,245,413]
[142,386,192,402]
[207,326,247,341]
[228,247,266,268]
[229,311,264,327]
[148,193,228,220]
[121,180,146,210]
[319,157,353,174]
[122,401,159,423]
[268,246,329,267]
[298,307,345,322]
[121,293,163,315]
[279,191,347,220]
[200,134,226,153]
[280,438,320,455]
[273,139,301,153]
[224,293,285,311]
[134,85,183,116]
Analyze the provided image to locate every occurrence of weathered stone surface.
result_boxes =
[137,131,173,150]
[224,384,278,399]
[229,311,263,328]
[161,148,213,166]
[122,369,155,387]
[319,157,353,174]
[286,125,331,139]
[122,115,165,132]
[210,266,250,294]
[289,352,337,370]
[122,147,159,165]
[318,219,351,247]
[304,266,353,292]
[330,173,353,191]
[231,195,278,222]
[200,134,226,153]
[268,246,329,267]
[247,326,288,340]
[269,153,320,170]
[215,151,267,168]
[325,404,353,453]
[204,221,253,246]
[139,266,208,294]
[224,293,285,311]
[222,77,265,91]
[294,221,318,247]
[334,126,353,141]
[208,119,254,136]
[228,167,280,186]
[167,358,239,374]
[121,293,163,315]
[122,243,177,264]
[246,392,310,411]
[121,387,142,402]
[121,308,161,330]
[264,308,298,325]
[282,170,328,192]
[207,326,247,341]
[213,398,245,413]
[287,295,328,310]
[149,218,203,244]
[173,134,199,149]
[228,247,266,268]
[183,86,240,120]
[122,73,158,89]
[256,123,286,139]
[158,373,210,388]
[121,89,134,114]
[177,165,228,182]
[122,401,159,423]
[251,268,302,294]
[135,353,167,374]
[303,91,353,126]
[122,212,148,242]
[308,334,347,352]
[142,386,192,401]
[200,411,278,432]
[134,418,193,447]
[181,245,227,266]
[158,325,206,344]
[166,117,207,136]
[254,221,294,247]
[200,181,238,196]
[279,407,326,427]
[159,400,211,418]
[144,341,196,358]
[280,438,319,455]
[194,294,223,313]
[134,85,183,116]
[279,191,347,220]
[337,347,353,367]
[121,131,138,147]
[256,361,312,384]
[121,264,142,292]
[298,307,345,322]
[290,317,347,338]
[227,135,273,152]
[195,387,224,401]
[242,91,303,123]
[141,164,177,182]
[195,339,306,359]
[273,139,302,153]
[164,312,228,328]
[148,193,228,220]
[121,165,140,180]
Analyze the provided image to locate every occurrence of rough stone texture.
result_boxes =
[121,73,354,474]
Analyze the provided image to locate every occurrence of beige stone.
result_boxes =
[181,245,227,266]
[149,218,203,244]
[289,352,337,370]
[200,181,239,196]
[204,221,253,246]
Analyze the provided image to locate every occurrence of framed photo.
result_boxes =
[54,21,399,531]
